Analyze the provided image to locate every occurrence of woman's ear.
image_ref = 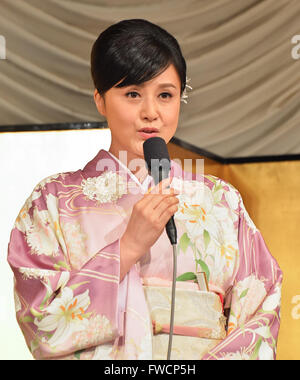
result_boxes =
[94,89,106,117]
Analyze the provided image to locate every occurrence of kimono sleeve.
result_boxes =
[7,185,122,359]
[203,195,283,360]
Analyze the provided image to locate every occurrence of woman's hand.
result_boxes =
[120,177,179,281]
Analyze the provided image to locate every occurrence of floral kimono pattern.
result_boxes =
[7,149,282,360]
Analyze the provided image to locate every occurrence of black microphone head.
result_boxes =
[143,137,177,244]
[143,137,170,165]
[143,137,171,183]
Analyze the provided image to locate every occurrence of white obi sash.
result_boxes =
[143,286,226,360]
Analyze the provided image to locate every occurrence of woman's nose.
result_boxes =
[140,99,158,122]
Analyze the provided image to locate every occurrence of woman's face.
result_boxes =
[94,64,181,164]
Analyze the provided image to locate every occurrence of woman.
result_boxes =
[7,19,282,360]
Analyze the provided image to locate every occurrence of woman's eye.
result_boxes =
[160,92,172,99]
[126,91,140,98]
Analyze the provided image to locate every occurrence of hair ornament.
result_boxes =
[181,77,192,104]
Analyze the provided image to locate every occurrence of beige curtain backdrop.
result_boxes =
[0,0,299,157]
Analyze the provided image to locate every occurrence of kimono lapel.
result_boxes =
[79,150,146,255]
[81,150,153,358]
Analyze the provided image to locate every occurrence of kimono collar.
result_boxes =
[107,151,151,191]
[81,149,185,187]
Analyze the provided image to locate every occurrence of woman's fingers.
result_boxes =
[141,177,179,208]
[140,190,179,223]
[140,190,179,233]
[153,193,179,218]
[124,177,179,256]
[121,179,180,268]
[147,177,173,195]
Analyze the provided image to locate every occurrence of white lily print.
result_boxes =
[262,283,281,311]
[175,182,228,243]
[258,340,274,360]
[204,221,239,284]
[34,287,90,348]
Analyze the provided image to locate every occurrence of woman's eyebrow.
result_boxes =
[137,82,177,89]
[157,83,177,89]
[124,82,177,89]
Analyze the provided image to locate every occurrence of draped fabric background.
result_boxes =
[0,0,299,157]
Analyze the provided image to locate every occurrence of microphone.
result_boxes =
[143,137,177,245]
[143,136,178,360]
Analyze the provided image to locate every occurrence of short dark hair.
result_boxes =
[91,19,186,95]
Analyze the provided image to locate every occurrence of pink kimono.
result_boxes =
[7,149,282,360]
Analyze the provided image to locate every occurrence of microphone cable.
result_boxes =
[167,243,178,360]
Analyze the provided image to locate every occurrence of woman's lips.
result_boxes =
[138,130,159,140]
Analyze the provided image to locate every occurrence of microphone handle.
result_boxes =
[157,168,177,245]
[166,217,177,245]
